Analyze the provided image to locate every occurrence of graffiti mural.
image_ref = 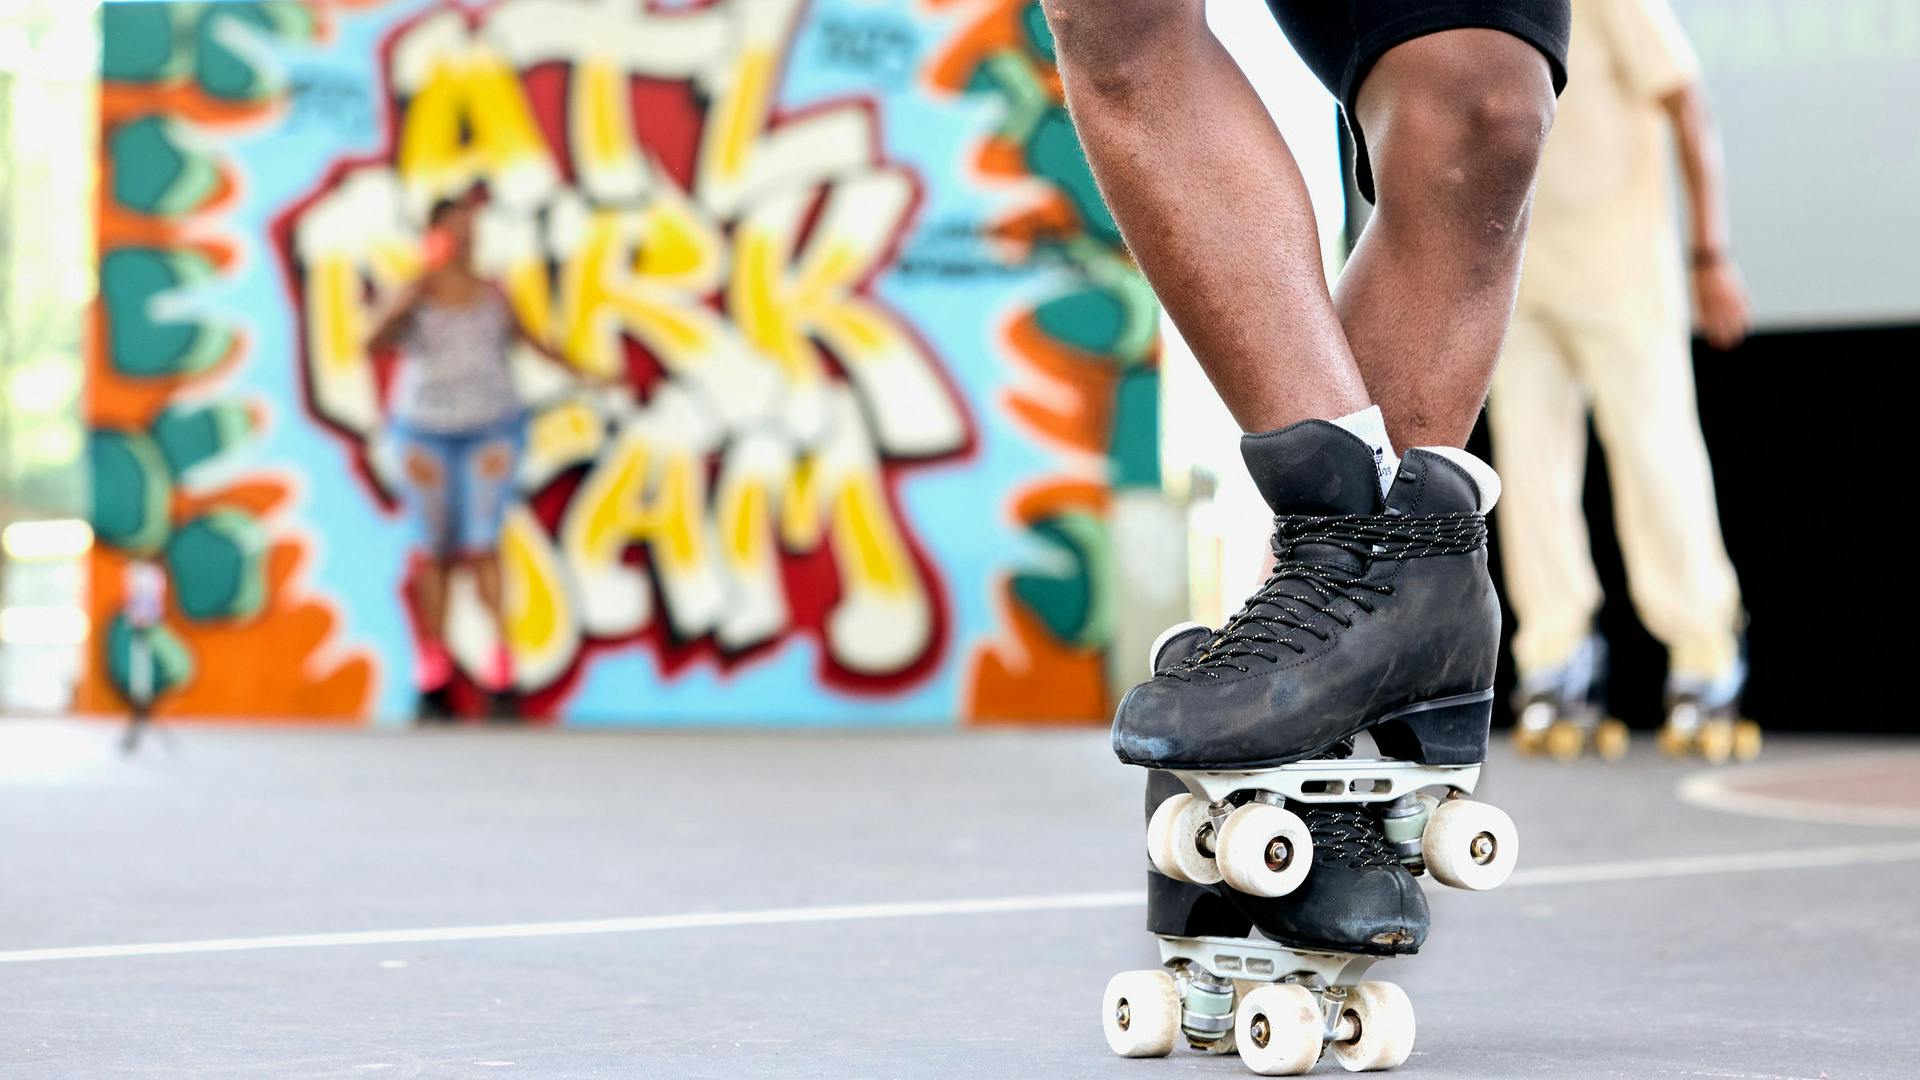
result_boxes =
[86,1,378,719]
[928,0,1163,722]
[86,0,1161,725]
[278,0,971,711]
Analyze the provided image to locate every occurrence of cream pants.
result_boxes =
[1488,302,1742,681]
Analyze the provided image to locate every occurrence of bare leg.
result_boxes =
[413,558,451,646]
[467,437,517,646]
[402,445,454,649]
[471,552,506,636]
[1041,0,1369,433]
[1336,29,1558,450]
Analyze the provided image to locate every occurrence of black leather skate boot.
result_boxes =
[1140,627,1427,955]
[1113,420,1501,771]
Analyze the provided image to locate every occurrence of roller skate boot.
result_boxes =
[1118,420,1519,899]
[1110,440,1515,1075]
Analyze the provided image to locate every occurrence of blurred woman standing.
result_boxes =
[368,195,567,722]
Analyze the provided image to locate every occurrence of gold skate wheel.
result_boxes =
[1511,724,1545,756]
[1593,718,1630,762]
[1732,719,1763,762]
[1696,719,1735,764]
[1544,720,1584,763]
[1656,723,1692,759]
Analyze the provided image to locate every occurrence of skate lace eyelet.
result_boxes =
[1168,513,1483,676]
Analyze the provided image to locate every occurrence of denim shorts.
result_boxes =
[388,416,526,557]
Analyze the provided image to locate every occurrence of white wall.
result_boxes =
[1673,0,1920,330]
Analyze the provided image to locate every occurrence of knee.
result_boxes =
[1042,0,1192,92]
[1457,80,1556,195]
[1373,70,1556,231]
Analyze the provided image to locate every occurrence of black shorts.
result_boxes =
[1265,0,1571,202]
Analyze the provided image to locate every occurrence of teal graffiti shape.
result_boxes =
[152,400,256,477]
[110,115,222,219]
[102,248,234,379]
[165,512,269,622]
[1010,511,1115,648]
[194,3,315,102]
[102,3,188,85]
[1027,109,1119,246]
[88,429,172,556]
[1110,368,1160,489]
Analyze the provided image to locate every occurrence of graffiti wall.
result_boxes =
[85,0,1161,725]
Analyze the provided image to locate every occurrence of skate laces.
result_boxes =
[1166,513,1486,678]
[1301,805,1400,870]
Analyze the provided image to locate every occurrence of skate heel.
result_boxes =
[1369,690,1493,766]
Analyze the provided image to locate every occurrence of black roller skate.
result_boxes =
[1102,421,1518,1075]
[1511,633,1628,762]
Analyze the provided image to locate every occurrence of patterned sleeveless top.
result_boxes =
[392,289,522,434]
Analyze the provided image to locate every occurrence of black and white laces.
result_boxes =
[1302,805,1402,870]
[1165,512,1486,679]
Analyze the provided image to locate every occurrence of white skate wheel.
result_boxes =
[1102,969,1179,1058]
[1328,981,1415,1072]
[1422,798,1518,891]
[1147,793,1223,886]
[1235,982,1323,1075]
[1216,802,1313,898]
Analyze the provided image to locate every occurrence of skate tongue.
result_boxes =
[1239,420,1383,516]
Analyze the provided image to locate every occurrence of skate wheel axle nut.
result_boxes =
[1471,832,1497,865]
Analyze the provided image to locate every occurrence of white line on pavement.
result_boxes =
[4,840,1918,965]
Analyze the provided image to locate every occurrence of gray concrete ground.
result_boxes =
[1,720,1916,1079]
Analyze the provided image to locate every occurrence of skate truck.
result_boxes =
[1103,755,1515,1074]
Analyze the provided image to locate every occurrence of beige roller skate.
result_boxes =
[1658,644,1758,764]
[1511,633,1629,763]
